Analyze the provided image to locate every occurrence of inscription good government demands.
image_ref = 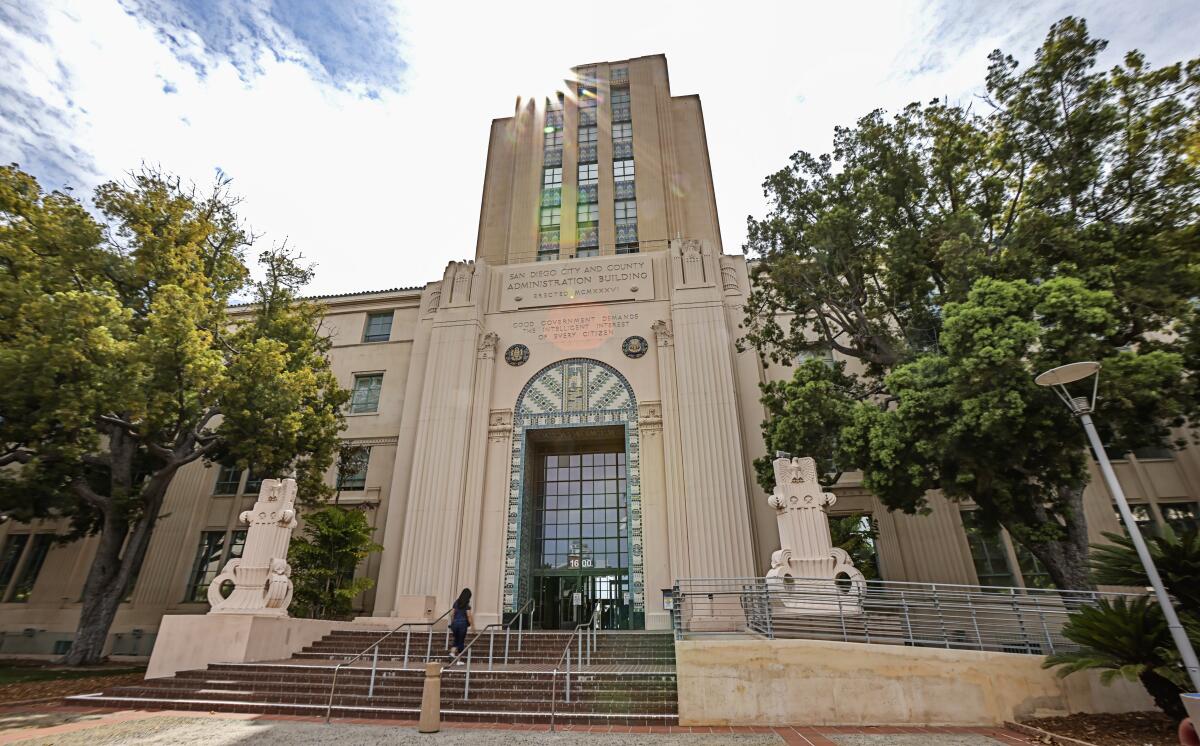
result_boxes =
[500,256,652,311]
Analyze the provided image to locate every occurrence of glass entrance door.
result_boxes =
[529,444,631,630]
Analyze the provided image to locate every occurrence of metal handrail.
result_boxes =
[670,576,1145,655]
[323,607,452,723]
[549,602,604,732]
[442,598,536,700]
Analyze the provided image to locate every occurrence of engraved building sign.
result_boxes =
[500,255,653,311]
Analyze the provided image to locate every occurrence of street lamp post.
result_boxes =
[1036,361,1200,692]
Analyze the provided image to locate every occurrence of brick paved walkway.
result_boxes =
[0,705,1039,745]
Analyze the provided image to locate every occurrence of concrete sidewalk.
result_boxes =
[0,707,1037,745]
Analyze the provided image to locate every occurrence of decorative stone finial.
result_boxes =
[207,478,299,616]
[766,456,864,612]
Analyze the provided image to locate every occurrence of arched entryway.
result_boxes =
[503,358,645,629]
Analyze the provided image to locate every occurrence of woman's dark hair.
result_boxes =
[454,588,472,609]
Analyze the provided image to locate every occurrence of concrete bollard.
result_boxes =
[418,662,442,733]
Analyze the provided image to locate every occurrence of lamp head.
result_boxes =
[1035,361,1101,387]
[1035,361,1101,416]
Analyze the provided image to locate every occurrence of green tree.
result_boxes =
[828,513,880,580]
[288,506,382,619]
[745,18,1200,590]
[1043,597,1194,718]
[0,165,347,663]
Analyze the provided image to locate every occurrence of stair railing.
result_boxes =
[549,603,603,732]
[442,597,536,701]
[323,607,452,723]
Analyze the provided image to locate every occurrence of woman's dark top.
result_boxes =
[452,603,470,626]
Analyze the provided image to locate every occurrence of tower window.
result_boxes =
[578,203,599,223]
[540,206,561,227]
[578,127,597,145]
[578,163,598,186]
[615,200,637,220]
[613,160,635,182]
[544,129,563,148]
[543,167,562,187]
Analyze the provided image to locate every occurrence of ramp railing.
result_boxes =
[672,577,1145,655]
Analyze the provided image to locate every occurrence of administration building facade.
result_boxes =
[1,55,1198,655]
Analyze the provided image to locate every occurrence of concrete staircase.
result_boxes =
[67,630,679,725]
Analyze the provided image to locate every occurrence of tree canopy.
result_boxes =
[0,164,347,663]
[745,18,1200,591]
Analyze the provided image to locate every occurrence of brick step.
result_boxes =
[192,666,672,686]
[93,685,678,715]
[123,678,678,702]
[65,694,678,726]
[65,628,680,726]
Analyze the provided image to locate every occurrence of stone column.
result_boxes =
[637,401,673,629]
[374,284,438,617]
[665,239,756,578]
[207,478,298,616]
[454,331,500,602]
[393,260,488,615]
[473,409,513,627]
[651,319,691,581]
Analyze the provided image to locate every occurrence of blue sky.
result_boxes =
[2,0,1198,295]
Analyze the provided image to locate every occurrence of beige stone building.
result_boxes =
[1,55,1197,655]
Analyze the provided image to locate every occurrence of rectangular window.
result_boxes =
[10,535,52,602]
[184,531,226,603]
[543,167,562,187]
[960,511,1017,589]
[349,373,383,414]
[577,85,597,106]
[540,206,561,227]
[228,530,247,561]
[614,200,637,220]
[576,247,599,258]
[544,129,563,148]
[613,159,635,182]
[1118,503,1156,530]
[610,87,630,105]
[244,468,264,494]
[1161,501,1198,533]
[339,447,371,492]
[362,311,393,343]
[612,122,632,142]
[615,245,639,255]
[1134,446,1174,460]
[213,464,242,495]
[0,534,30,600]
[578,163,598,186]
[577,203,598,223]
[611,66,628,83]
[1013,543,1054,589]
[578,126,597,145]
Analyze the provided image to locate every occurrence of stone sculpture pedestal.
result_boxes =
[207,477,298,616]
[765,456,864,613]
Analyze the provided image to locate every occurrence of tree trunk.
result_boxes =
[62,438,176,665]
[1138,669,1187,720]
[1005,487,1095,592]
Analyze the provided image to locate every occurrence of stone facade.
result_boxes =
[0,55,1197,655]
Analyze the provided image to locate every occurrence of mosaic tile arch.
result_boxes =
[504,358,645,622]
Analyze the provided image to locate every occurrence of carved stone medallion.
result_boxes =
[504,343,530,366]
[622,335,648,359]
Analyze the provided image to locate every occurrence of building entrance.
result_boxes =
[526,431,632,630]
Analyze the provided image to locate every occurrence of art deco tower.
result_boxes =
[475,55,723,265]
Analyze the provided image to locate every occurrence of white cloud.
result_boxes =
[2,0,1197,295]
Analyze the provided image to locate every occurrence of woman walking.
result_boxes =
[449,588,473,663]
